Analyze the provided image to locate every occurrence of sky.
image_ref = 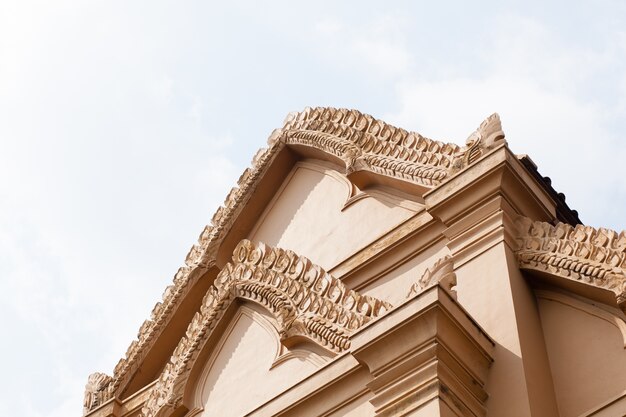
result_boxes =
[1,1,625,416]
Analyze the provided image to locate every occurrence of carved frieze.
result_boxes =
[140,239,392,417]
[279,107,460,187]
[515,217,626,307]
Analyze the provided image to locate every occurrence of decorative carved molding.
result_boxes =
[278,107,461,187]
[452,113,507,172]
[83,372,112,413]
[407,255,457,299]
[140,239,392,417]
[515,216,626,308]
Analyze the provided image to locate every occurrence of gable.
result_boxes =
[138,238,392,417]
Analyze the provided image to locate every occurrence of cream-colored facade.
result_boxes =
[84,108,626,417]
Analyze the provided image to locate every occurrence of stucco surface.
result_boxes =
[197,306,322,417]
[250,162,418,270]
[538,294,626,417]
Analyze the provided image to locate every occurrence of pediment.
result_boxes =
[84,107,597,416]
[81,106,626,417]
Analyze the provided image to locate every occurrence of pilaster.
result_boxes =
[351,286,494,416]
[425,145,560,417]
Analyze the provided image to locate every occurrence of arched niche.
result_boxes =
[182,302,332,417]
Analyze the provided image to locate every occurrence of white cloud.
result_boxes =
[384,14,626,231]
[389,76,624,225]
[312,12,413,78]
[0,141,239,416]
[1,2,625,416]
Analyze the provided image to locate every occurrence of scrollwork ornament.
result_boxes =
[83,372,112,413]
[407,255,457,299]
[452,113,507,172]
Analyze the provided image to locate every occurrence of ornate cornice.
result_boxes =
[515,217,626,307]
[84,108,505,414]
[279,107,461,187]
[140,239,392,417]
[407,255,457,299]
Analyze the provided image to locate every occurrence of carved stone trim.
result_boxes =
[83,372,113,413]
[452,113,507,172]
[140,239,392,417]
[83,141,285,413]
[279,107,460,187]
[407,255,457,299]
[515,216,626,307]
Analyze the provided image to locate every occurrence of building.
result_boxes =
[83,107,626,417]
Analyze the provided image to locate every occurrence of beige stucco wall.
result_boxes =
[194,304,324,417]
[359,242,449,306]
[537,291,626,417]
[249,161,419,271]
[83,113,626,417]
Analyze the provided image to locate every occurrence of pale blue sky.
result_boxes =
[1,1,625,415]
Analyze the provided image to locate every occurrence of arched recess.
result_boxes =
[140,239,392,417]
[183,303,329,417]
[536,289,626,416]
